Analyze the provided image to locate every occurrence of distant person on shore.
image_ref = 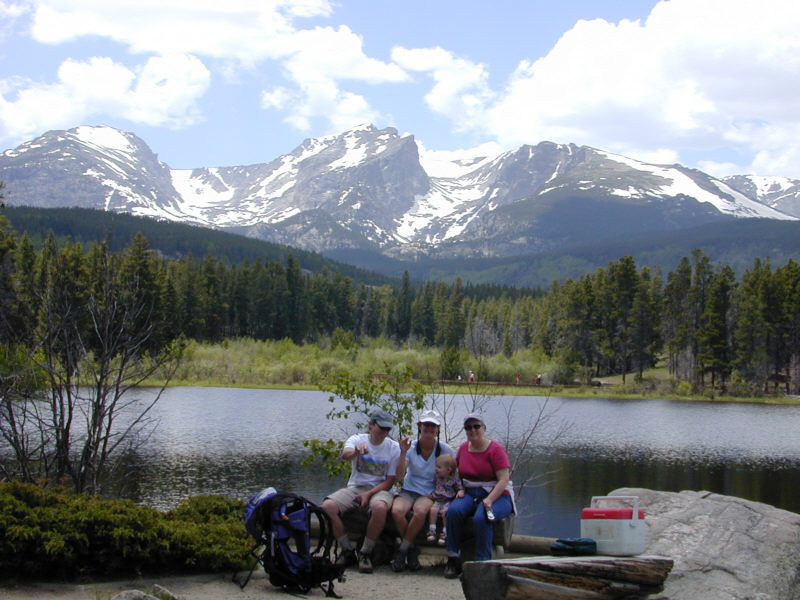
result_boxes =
[443,412,515,579]
[390,409,454,572]
[321,409,401,574]
[468,370,475,383]
[426,453,463,546]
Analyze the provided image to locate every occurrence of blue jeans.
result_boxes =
[445,487,513,561]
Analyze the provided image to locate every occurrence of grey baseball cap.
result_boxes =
[369,409,395,429]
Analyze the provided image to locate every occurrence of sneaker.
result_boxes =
[358,552,374,574]
[335,549,357,568]
[443,556,461,579]
[437,531,447,546]
[391,548,407,572]
[426,530,437,543]
[406,545,422,571]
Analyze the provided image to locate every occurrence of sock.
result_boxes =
[440,527,447,536]
[428,524,436,532]
[361,537,376,555]
[399,538,412,551]
[338,535,352,551]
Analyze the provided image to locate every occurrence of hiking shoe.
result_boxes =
[335,549,357,568]
[443,556,461,579]
[406,545,422,571]
[438,531,447,546]
[391,548,407,572]
[426,530,437,543]
[358,552,374,574]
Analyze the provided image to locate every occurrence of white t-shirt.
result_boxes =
[402,439,455,495]
[344,432,401,488]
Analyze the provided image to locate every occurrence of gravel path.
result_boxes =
[0,561,466,600]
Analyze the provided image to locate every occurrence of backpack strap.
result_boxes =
[232,541,263,589]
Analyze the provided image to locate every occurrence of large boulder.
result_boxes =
[610,487,800,599]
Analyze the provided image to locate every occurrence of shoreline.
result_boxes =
[146,378,800,406]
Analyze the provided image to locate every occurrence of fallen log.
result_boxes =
[507,534,557,555]
[461,555,674,600]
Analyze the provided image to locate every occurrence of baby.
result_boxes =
[426,453,463,545]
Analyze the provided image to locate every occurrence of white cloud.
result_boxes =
[29,0,332,64]
[396,0,800,177]
[4,0,407,143]
[0,54,209,141]
[262,24,407,134]
[4,0,800,178]
[0,1,27,19]
[261,86,294,111]
[698,160,743,179]
[392,46,492,133]
[125,54,210,126]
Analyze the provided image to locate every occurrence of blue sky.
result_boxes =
[1,0,799,178]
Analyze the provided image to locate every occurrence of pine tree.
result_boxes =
[696,266,735,391]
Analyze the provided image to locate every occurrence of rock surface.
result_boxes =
[610,487,800,600]
[110,591,159,600]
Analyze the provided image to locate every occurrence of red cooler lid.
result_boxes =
[581,507,645,520]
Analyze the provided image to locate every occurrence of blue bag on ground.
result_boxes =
[238,487,345,597]
[550,537,597,556]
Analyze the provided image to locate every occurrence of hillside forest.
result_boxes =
[2,211,799,399]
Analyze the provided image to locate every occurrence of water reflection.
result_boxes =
[521,448,800,537]
[108,388,800,539]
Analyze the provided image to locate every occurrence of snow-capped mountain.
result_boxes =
[722,174,800,220]
[0,124,796,259]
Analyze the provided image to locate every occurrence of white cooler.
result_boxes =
[580,495,645,556]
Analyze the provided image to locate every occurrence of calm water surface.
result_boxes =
[120,388,800,538]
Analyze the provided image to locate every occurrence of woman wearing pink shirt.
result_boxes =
[443,412,514,579]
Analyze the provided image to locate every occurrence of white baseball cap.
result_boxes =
[418,409,442,426]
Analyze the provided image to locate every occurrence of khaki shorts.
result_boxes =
[395,489,424,506]
[326,485,394,514]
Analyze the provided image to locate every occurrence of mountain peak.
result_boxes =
[1,124,798,261]
[72,125,137,154]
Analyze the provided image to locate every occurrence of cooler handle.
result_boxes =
[589,495,641,524]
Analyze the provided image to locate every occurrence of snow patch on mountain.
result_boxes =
[171,169,235,218]
[328,134,369,170]
[597,150,793,219]
[748,175,796,195]
[395,144,502,241]
[74,126,135,155]
[418,143,501,178]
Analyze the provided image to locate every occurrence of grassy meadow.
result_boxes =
[149,338,799,404]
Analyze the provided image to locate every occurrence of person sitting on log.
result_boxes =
[321,409,401,574]
[443,412,515,579]
[390,409,455,572]
[426,453,463,546]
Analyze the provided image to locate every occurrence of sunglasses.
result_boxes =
[464,423,483,431]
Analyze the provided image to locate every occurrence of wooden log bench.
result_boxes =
[460,555,674,600]
[340,506,515,565]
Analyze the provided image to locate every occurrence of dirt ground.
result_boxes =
[0,559,466,600]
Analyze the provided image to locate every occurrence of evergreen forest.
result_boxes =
[2,212,799,398]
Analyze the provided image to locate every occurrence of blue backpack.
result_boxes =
[238,487,345,597]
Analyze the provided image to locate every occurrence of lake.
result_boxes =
[118,387,800,538]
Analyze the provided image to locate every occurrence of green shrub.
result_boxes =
[0,482,250,580]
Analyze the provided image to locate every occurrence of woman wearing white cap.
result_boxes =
[443,412,514,578]
[390,409,454,572]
